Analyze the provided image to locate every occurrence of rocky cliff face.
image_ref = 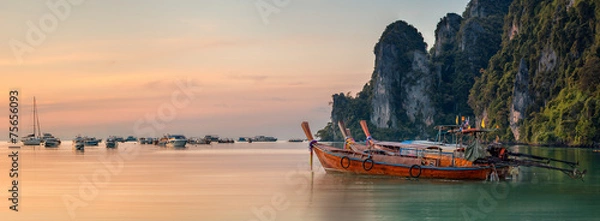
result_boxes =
[369,0,511,137]
[322,0,513,141]
[370,21,434,136]
[432,13,462,58]
[510,58,530,140]
[431,1,511,126]
[463,0,513,19]
[323,0,600,145]
[371,42,398,128]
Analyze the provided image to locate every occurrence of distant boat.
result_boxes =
[138,137,154,144]
[73,136,85,150]
[21,97,43,145]
[288,138,304,142]
[204,135,220,143]
[105,137,118,148]
[188,137,210,145]
[112,136,125,143]
[125,136,138,142]
[166,134,187,148]
[22,134,42,145]
[43,133,61,148]
[218,138,234,143]
[83,137,101,146]
[156,137,168,146]
[250,136,277,142]
[44,138,61,147]
[42,133,61,146]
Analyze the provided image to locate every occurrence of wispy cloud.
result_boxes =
[226,73,269,83]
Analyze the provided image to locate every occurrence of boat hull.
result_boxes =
[106,142,118,148]
[166,140,187,148]
[44,141,60,148]
[84,141,99,146]
[313,144,501,180]
[22,138,42,145]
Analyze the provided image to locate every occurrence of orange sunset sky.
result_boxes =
[1,0,469,140]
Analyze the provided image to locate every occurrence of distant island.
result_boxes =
[318,0,600,147]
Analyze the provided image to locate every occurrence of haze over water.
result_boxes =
[1,142,599,221]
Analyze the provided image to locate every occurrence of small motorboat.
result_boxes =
[166,134,187,148]
[105,137,118,148]
[44,137,61,148]
[73,136,85,150]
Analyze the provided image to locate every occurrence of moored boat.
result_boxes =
[204,135,220,143]
[312,144,496,179]
[73,136,85,150]
[188,137,210,145]
[42,133,61,148]
[22,134,43,145]
[304,120,586,181]
[249,135,277,142]
[44,136,61,148]
[125,136,138,142]
[105,137,118,148]
[325,121,500,180]
[218,138,235,143]
[21,97,43,146]
[83,137,101,146]
[166,134,187,148]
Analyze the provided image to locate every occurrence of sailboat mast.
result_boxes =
[35,97,41,137]
[31,97,36,136]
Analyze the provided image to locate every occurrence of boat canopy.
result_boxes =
[465,139,486,162]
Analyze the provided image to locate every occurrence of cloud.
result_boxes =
[227,73,269,82]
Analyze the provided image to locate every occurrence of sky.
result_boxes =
[1,0,470,140]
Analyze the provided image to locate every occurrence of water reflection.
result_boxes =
[299,145,600,221]
[0,143,598,221]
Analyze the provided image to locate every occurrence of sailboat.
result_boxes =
[21,97,43,145]
[21,97,60,147]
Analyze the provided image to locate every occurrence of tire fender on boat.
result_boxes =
[340,156,350,168]
[409,165,422,178]
[363,158,374,171]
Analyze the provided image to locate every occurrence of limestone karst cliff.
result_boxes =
[319,0,600,146]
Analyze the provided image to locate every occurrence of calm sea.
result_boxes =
[0,141,598,221]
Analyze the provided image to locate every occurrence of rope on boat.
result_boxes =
[480,145,588,180]
[308,140,317,151]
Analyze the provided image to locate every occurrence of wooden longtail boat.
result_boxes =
[302,121,505,180]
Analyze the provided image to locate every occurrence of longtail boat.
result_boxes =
[302,121,587,180]
[302,121,505,180]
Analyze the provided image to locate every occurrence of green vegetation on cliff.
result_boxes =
[320,0,600,146]
[469,0,600,145]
